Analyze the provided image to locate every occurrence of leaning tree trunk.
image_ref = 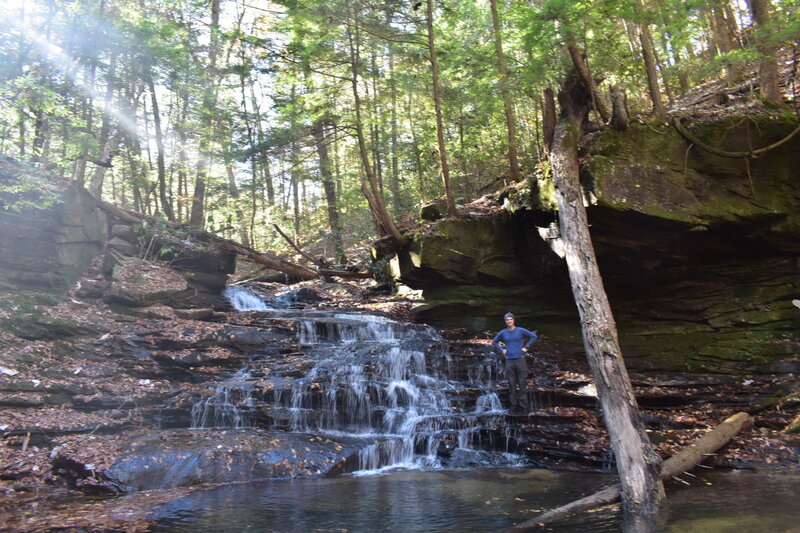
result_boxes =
[549,71,665,515]
[508,412,753,530]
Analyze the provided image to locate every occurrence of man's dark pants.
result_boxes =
[505,357,529,411]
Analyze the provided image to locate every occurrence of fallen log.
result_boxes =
[94,199,373,281]
[504,412,753,531]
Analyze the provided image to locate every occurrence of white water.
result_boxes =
[190,368,254,429]
[225,285,272,311]
[195,287,516,472]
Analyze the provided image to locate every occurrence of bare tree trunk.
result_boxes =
[747,0,782,105]
[489,0,521,182]
[542,87,557,152]
[610,85,630,130]
[565,34,610,123]
[225,156,250,247]
[189,0,221,228]
[425,0,457,216]
[147,77,174,221]
[638,23,668,118]
[312,119,346,263]
[712,0,738,84]
[344,0,407,247]
[549,71,665,515]
[388,48,401,214]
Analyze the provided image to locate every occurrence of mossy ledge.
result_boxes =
[394,116,800,373]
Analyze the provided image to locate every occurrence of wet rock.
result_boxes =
[60,430,362,492]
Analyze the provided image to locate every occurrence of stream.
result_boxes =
[147,286,800,532]
[193,285,518,472]
[149,468,800,532]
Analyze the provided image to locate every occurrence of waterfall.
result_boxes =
[190,368,253,429]
[225,285,272,311]
[197,287,516,471]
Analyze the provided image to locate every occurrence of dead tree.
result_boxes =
[548,70,664,515]
[506,412,753,530]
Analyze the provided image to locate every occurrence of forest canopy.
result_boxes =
[0,0,797,260]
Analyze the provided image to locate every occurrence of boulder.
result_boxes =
[110,224,137,241]
[108,237,140,257]
[107,259,188,307]
[55,430,363,492]
[0,158,106,295]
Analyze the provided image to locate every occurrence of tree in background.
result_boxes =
[0,0,794,257]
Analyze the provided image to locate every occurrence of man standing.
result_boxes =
[492,312,538,414]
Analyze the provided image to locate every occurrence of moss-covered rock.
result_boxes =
[396,116,800,373]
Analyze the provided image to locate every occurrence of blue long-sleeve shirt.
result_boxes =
[492,327,537,359]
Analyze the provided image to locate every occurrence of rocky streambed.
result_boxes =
[1,260,799,532]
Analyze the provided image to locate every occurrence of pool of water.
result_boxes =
[148,467,800,532]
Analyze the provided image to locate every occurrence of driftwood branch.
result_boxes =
[95,199,372,281]
[504,412,753,531]
[673,117,800,159]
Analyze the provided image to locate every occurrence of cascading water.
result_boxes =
[190,367,253,429]
[194,287,518,472]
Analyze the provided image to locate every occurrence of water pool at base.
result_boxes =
[149,467,800,532]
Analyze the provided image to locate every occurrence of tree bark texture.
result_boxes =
[542,87,557,152]
[148,77,174,221]
[638,23,667,118]
[610,85,630,131]
[345,0,407,247]
[550,72,664,515]
[312,119,346,263]
[565,35,609,124]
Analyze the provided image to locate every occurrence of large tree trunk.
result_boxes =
[189,0,221,228]
[147,77,174,221]
[610,85,630,131]
[489,0,521,182]
[638,23,668,119]
[542,87,557,152]
[388,46,401,214]
[565,34,609,124]
[549,71,664,515]
[345,0,407,248]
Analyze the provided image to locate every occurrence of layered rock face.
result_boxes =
[394,117,800,372]
[0,158,106,295]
